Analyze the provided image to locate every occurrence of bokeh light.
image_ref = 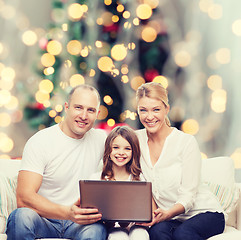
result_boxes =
[41,53,55,67]
[215,48,231,64]
[0,113,11,127]
[207,4,223,20]
[104,95,113,105]
[130,76,145,90]
[39,79,54,93]
[111,44,127,61]
[68,3,84,21]
[67,40,82,55]
[22,30,38,46]
[98,56,114,72]
[174,50,191,67]
[232,19,241,36]
[107,118,115,127]
[181,119,199,135]
[69,74,85,87]
[211,89,227,113]
[207,75,222,90]
[152,75,168,88]
[49,110,57,118]
[47,40,62,55]
[0,133,14,153]
[141,26,157,42]
[136,4,152,20]
[35,91,50,104]
[231,148,241,169]
[98,105,108,120]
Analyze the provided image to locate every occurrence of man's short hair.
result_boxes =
[68,84,100,107]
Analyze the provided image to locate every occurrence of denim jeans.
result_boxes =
[6,208,107,240]
[148,212,225,240]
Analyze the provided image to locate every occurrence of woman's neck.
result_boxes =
[147,124,172,143]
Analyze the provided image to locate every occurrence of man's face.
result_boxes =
[63,88,99,139]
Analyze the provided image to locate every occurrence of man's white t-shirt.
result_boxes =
[20,124,107,206]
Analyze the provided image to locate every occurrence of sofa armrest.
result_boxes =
[236,183,241,230]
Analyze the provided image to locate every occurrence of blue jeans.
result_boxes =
[149,212,225,240]
[6,208,107,240]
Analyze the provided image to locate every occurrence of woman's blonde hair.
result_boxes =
[101,126,142,181]
[136,82,171,127]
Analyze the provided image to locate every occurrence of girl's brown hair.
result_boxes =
[136,82,171,127]
[101,126,142,181]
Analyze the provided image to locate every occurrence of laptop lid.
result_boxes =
[79,180,152,222]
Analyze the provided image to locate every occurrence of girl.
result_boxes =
[91,126,150,240]
[135,82,225,240]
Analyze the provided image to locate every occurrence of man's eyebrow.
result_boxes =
[88,107,97,111]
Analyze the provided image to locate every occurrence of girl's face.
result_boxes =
[110,135,132,168]
[137,96,169,134]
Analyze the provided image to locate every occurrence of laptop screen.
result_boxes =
[79,180,152,222]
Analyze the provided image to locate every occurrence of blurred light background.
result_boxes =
[0,0,241,180]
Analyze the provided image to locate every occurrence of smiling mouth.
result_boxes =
[115,157,126,162]
[76,121,87,127]
[145,121,158,126]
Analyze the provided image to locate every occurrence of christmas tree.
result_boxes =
[24,0,171,131]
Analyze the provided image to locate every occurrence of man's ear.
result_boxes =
[96,110,100,118]
[64,102,69,112]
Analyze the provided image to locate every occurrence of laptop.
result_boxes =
[79,180,152,222]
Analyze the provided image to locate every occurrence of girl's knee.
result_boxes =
[129,227,149,240]
[108,228,129,240]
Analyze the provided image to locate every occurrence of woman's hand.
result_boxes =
[139,203,185,227]
[68,198,102,225]
[139,207,171,227]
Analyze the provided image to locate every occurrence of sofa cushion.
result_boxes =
[201,157,235,186]
[207,226,241,239]
[0,159,21,178]
[0,174,17,234]
[205,182,240,214]
[201,157,240,226]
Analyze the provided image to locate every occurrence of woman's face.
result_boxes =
[137,96,169,134]
[110,135,132,168]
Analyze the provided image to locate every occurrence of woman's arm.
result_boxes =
[141,203,185,227]
[176,136,202,212]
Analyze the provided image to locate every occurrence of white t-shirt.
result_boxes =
[136,127,224,221]
[90,171,146,181]
[20,124,107,206]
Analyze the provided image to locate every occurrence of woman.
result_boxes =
[135,82,225,240]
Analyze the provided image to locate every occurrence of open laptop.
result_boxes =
[79,180,152,222]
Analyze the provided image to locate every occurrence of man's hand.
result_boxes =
[68,199,102,225]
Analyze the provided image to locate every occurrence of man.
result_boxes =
[6,84,107,240]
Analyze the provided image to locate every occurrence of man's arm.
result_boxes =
[17,170,102,224]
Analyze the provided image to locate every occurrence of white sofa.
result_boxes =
[0,157,241,240]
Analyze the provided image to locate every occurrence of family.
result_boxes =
[6,83,225,240]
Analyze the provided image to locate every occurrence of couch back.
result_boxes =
[201,156,236,186]
[0,159,21,178]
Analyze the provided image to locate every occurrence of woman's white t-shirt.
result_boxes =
[135,127,224,221]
